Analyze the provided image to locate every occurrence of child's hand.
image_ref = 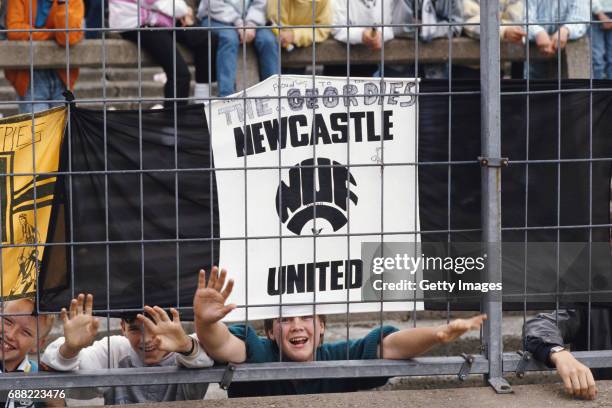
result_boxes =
[436,314,487,344]
[503,26,526,43]
[180,7,194,27]
[193,267,236,326]
[137,306,192,353]
[535,31,554,57]
[279,30,294,48]
[60,293,100,358]
[550,27,569,53]
[362,29,382,51]
[238,27,256,43]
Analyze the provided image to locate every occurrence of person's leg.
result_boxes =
[375,64,417,77]
[604,28,612,79]
[84,0,103,39]
[121,30,190,107]
[201,18,238,96]
[592,23,606,79]
[18,69,54,114]
[176,28,216,103]
[254,28,279,80]
[49,70,67,108]
[525,61,551,80]
[423,63,449,79]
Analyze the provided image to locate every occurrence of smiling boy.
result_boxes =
[0,297,55,407]
[194,267,487,397]
[42,293,213,404]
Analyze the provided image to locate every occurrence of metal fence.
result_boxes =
[0,0,612,401]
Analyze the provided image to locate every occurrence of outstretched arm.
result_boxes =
[193,267,246,363]
[380,314,486,359]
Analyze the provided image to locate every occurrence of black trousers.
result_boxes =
[122,29,216,108]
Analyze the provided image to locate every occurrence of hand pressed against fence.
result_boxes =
[59,293,100,359]
[136,306,194,355]
[43,294,213,405]
[193,266,236,325]
[194,267,487,367]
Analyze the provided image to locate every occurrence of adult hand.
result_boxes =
[551,27,569,53]
[193,267,236,326]
[550,350,597,400]
[362,29,382,51]
[436,314,487,344]
[503,26,526,43]
[137,306,192,353]
[238,27,256,44]
[60,293,100,358]
[535,31,554,57]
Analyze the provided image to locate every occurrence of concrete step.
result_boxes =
[0,81,167,102]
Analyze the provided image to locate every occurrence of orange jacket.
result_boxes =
[5,0,84,97]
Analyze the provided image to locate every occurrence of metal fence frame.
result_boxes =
[0,0,611,398]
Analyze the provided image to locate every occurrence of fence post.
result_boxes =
[480,0,512,394]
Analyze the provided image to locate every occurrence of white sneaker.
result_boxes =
[153,72,167,84]
[151,104,164,110]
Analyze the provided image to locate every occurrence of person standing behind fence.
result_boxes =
[198,0,278,97]
[525,0,589,79]
[42,293,213,404]
[462,0,525,78]
[5,0,83,113]
[266,0,332,75]
[0,0,6,40]
[110,0,216,108]
[384,0,463,78]
[325,0,395,77]
[592,0,612,79]
[193,267,487,397]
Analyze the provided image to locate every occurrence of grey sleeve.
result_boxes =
[524,309,582,345]
[447,0,463,36]
[523,309,582,365]
[245,0,266,26]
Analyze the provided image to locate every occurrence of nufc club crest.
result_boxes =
[275,158,358,235]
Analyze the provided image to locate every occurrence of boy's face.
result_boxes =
[0,299,43,372]
[267,315,324,362]
[121,320,168,365]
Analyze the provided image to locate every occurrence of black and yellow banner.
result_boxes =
[0,107,66,299]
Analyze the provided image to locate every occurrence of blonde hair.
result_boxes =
[5,297,55,340]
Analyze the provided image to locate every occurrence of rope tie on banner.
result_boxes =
[219,364,236,390]
[458,353,474,381]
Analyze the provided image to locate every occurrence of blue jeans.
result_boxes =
[201,18,279,96]
[592,23,612,79]
[84,0,104,39]
[18,69,66,114]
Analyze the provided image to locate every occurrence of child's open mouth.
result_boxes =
[288,337,308,347]
[141,344,157,353]
[0,339,16,353]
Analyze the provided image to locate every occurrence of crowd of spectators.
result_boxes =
[0,0,606,112]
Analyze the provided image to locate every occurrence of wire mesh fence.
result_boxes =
[0,0,611,403]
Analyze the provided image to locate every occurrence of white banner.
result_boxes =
[208,75,422,321]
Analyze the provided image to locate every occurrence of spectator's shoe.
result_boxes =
[150,104,164,110]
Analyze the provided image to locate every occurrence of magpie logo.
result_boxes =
[276,158,358,235]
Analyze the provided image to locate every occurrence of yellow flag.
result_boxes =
[0,107,66,299]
